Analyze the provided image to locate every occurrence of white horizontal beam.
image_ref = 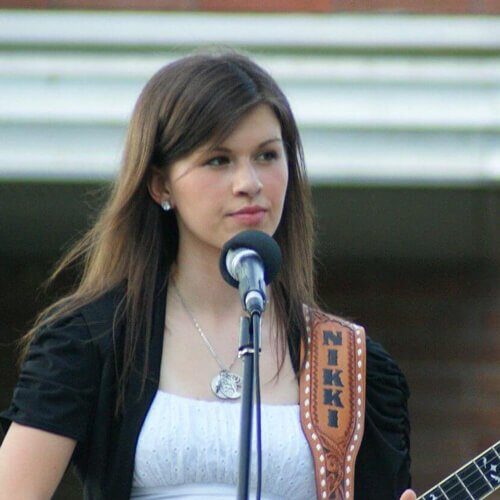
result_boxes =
[1,127,499,185]
[1,53,500,85]
[1,157,498,185]
[0,10,499,186]
[1,82,498,130]
[0,11,499,50]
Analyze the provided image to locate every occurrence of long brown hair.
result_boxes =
[17,50,316,414]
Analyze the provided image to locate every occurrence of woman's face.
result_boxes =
[163,104,289,255]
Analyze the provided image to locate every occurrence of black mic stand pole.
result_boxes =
[237,312,261,500]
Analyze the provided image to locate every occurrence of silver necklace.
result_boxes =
[171,282,242,400]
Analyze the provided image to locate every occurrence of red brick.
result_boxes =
[411,431,481,492]
[477,366,500,397]
[2,0,499,12]
[199,0,330,11]
[481,0,500,14]
[486,309,500,331]
[330,0,474,14]
[49,0,198,9]
[0,0,48,7]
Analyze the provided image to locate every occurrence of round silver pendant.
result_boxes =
[211,370,242,400]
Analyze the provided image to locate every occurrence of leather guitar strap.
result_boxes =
[300,306,367,500]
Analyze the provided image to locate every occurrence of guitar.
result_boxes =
[417,440,500,499]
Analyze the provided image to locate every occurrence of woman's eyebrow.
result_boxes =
[208,137,282,153]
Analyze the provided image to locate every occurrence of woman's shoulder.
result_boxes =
[77,283,127,331]
[365,335,410,396]
[36,282,127,357]
[306,307,411,494]
[307,306,406,370]
[0,287,128,445]
[305,305,369,340]
[359,337,411,495]
[306,305,410,410]
[363,335,410,449]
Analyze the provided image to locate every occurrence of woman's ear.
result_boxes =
[147,166,172,207]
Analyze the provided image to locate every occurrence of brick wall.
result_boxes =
[0,187,498,497]
[321,262,500,492]
[2,258,499,496]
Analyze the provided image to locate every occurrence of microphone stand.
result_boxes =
[237,312,262,500]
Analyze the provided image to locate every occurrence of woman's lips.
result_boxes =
[229,208,267,225]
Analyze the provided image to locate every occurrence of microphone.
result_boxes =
[219,230,282,315]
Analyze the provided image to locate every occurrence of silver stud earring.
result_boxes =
[161,200,172,212]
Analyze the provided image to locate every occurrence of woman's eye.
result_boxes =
[257,151,279,162]
[204,151,278,167]
[205,156,230,167]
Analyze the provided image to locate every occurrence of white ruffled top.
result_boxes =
[131,389,316,499]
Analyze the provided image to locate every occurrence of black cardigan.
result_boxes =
[1,271,411,499]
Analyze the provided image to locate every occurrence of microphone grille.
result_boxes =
[219,230,282,288]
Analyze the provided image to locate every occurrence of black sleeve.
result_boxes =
[355,336,411,499]
[0,313,100,445]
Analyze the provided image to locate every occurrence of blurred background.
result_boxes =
[0,1,499,498]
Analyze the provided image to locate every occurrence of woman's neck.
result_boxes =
[171,241,244,318]
[169,237,276,350]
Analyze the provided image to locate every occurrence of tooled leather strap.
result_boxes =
[300,306,367,500]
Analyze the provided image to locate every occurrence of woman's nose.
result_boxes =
[232,160,263,197]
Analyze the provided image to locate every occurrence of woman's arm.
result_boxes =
[0,422,76,500]
[401,490,417,499]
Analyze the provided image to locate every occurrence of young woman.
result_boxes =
[0,51,415,499]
